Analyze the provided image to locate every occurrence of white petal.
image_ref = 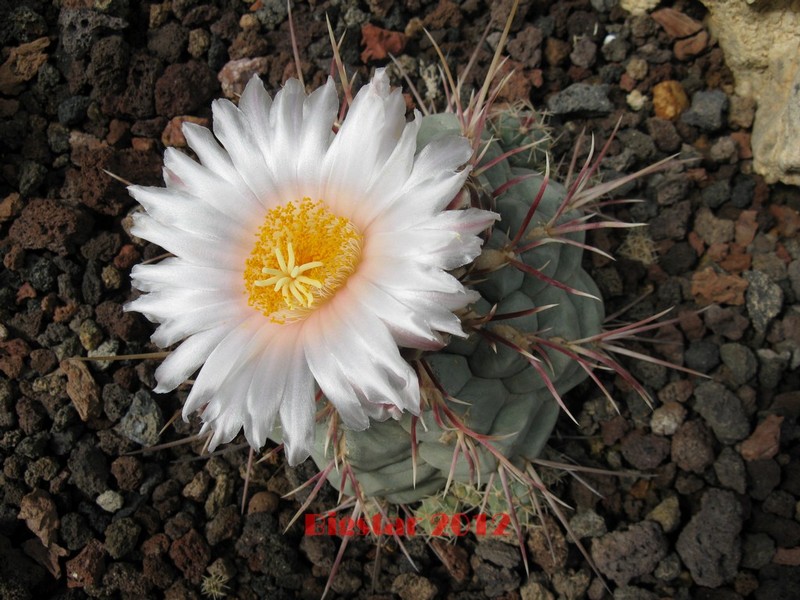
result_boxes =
[368,167,471,233]
[360,256,465,295]
[347,276,446,349]
[131,259,239,293]
[130,214,244,269]
[266,78,306,193]
[149,302,247,347]
[296,78,338,186]
[129,185,244,245]
[278,339,316,465]
[153,324,231,392]
[211,96,279,205]
[182,315,266,417]
[163,145,263,226]
[241,334,293,449]
[320,69,406,217]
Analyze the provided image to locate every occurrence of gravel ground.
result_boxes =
[1,0,799,599]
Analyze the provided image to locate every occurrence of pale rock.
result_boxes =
[699,0,800,185]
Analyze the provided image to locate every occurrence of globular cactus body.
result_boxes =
[309,112,605,504]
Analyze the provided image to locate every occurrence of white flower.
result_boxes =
[126,69,497,464]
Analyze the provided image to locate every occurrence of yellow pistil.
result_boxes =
[244,198,362,323]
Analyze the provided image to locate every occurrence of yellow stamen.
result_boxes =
[244,198,363,323]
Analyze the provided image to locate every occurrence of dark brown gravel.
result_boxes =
[1,0,800,598]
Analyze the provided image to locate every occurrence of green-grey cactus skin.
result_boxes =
[307,112,604,504]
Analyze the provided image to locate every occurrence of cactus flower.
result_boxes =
[125,69,497,464]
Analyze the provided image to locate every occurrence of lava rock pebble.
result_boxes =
[591,521,668,586]
[547,83,613,115]
[676,488,743,587]
[693,381,750,444]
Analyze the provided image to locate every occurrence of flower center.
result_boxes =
[244,198,362,323]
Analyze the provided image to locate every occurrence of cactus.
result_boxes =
[290,109,607,507]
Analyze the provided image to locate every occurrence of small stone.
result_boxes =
[671,420,715,474]
[626,90,647,111]
[702,180,731,209]
[161,115,209,147]
[188,28,210,58]
[651,7,703,37]
[646,495,681,533]
[67,438,109,497]
[65,539,105,589]
[676,488,742,587]
[475,540,519,568]
[741,533,775,569]
[704,305,749,340]
[619,0,659,16]
[710,136,738,164]
[652,80,689,120]
[96,490,124,513]
[182,470,211,502]
[18,489,59,546]
[569,509,607,539]
[507,26,543,68]
[247,491,279,514]
[570,37,597,68]
[205,505,241,546]
[650,200,691,241]
[0,36,50,94]
[684,340,720,373]
[430,539,469,583]
[744,269,784,333]
[101,264,121,290]
[740,414,783,461]
[691,268,748,306]
[300,534,335,569]
[646,117,682,152]
[360,23,407,62]
[650,402,686,436]
[110,456,142,491]
[553,569,591,599]
[591,521,668,586]
[104,517,141,559]
[546,83,612,116]
[601,35,629,62]
[147,22,187,63]
[60,359,101,421]
[521,579,555,600]
[694,381,750,444]
[116,390,163,447]
[714,446,747,494]
[218,56,269,99]
[681,90,728,131]
[88,339,119,372]
[77,319,103,351]
[621,430,671,469]
[57,96,91,126]
[764,490,795,519]
[527,516,568,574]
[154,61,217,117]
[658,379,694,406]
[205,475,234,518]
[674,31,709,61]
[719,343,758,385]
[391,573,437,600]
[747,458,781,500]
[653,553,681,582]
[694,207,734,245]
[169,529,210,585]
[9,198,93,255]
[728,95,756,129]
